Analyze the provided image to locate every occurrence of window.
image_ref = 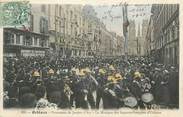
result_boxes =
[169,47,172,64]
[171,26,175,40]
[26,36,31,46]
[175,26,178,39]
[30,38,33,45]
[43,40,46,47]
[167,29,170,42]
[75,15,77,21]
[75,29,77,36]
[167,6,169,20]
[41,5,46,13]
[40,19,43,33]
[59,6,62,16]
[16,34,20,44]
[23,36,26,45]
[59,21,62,32]
[30,15,34,31]
[40,17,48,34]
[10,33,14,44]
[39,39,42,47]
[70,11,73,21]
[170,5,172,18]
[4,32,11,44]
[34,37,38,46]
[39,38,44,47]
[165,32,167,44]
[45,40,48,47]
[75,50,77,56]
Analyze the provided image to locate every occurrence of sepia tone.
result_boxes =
[2,2,179,110]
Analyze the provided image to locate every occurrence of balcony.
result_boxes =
[4,28,49,49]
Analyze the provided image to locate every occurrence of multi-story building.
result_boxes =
[141,19,149,56]
[82,5,98,57]
[47,4,66,57]
[46,4,119,58]
[3,3,122,58]
[145,17,155,56]
[148,4,179,66]
[110,32,118,56]
[47,4,99,58]
[99,26,118,57]
[136,24,142,56]
[135,20,148,56]
[116,35,124,56]
[3,4,49,57]
[128,20,137,55]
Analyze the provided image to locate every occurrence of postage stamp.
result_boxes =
[0,1,30,27]
[0,0,182,117]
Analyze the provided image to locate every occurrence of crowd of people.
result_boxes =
[3,56,179,109]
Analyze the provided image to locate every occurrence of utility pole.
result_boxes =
[136,37,139,55]
[55,4,58,57]
[124,28,128,60]
[61,15,66,58]
[137,23,141,56]
[98,23,101,56]
[63,17,66,58]
[122,3,129,60]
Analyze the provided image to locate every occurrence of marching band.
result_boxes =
[3,56,179,109]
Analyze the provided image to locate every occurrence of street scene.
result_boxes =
[2,2,179,109]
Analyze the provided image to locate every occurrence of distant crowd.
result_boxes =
[3,56,179,109]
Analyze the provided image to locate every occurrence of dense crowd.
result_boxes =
[3,56,179,109]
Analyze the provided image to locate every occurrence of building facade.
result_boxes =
[145,17,155,56]
[141,19,149,56]
[116,35,124,56]
[134,20,148,57]
[128,20,137,55]
[147,4,179,66]
[46,4,119,58]
[3,4,49,57]
[3,4,120,58]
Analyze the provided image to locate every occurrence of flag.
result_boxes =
[122,4,129,36]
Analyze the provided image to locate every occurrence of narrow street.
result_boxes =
[2,2,179,110]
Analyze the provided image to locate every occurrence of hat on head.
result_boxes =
[99,69,106,74]
[79,69,86,76]
[71,67,76,72]
[109,65,115,71]
[75,68,80,75]
[56,70,60,75]
[107,75,115,81]
[33,71,40,77]
[83,67,91,73]
[115,73,123,80]
[48,69,54,74]
[134,71,141,78]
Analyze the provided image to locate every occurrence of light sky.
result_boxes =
[93,4,152,36]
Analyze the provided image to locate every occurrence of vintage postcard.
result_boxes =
[0,0,182,117]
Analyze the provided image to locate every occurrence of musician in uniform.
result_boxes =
[140,76,154,109]
[96,68,107,109]
[83,68,98,109]
[69,68,80,107]
[129,71,143,108]
[102,66,120,109]
[158,70,171,108]
[31,71,43,92]
[74,69,88,109]
[45,69,61,100]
